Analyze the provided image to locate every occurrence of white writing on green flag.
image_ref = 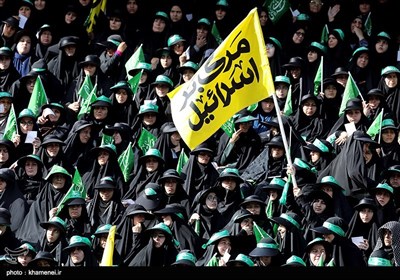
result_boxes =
[28,76,48,117]
[264,0,289,24]
[3,105,17,141]
[118,142,135,182]
[137,128,157,154]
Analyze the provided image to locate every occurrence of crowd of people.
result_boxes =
[0,0,400,269]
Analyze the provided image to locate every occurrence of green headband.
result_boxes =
[175,252,196,263]
[257,242,279,250]
[322,221,345,237]
[108,39,121,47]
[313,138,329,153]
[368,257,392,267]
[281,213,300,229]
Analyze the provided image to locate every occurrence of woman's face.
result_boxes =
[375,39,388,54]
[25,159,38,177]
[309,244,326,266]
[327,35,338,48]
[307,50,318,63]
[170,132,181,146]
[245,202,261,215]
[109,17,122,31]
[151,230,166,248]
[145,157,159,172]
[34,0,46,10]
[99,188,114,202]
[93,106,108,120]
[115,89,129,104]
[0,55,11,70]
[155,84,170,97]
[40,30,52,45]
[205,192,218,210]
[221,177,237,191]
[0,145,8,164]
[382,128,396,144]
[275,83,288,98]
[79,127,91,143]
[197,151,211,165]
[170,5,183,22]
[19,117,34,134]
[356,53,369,68]
[383,229,392,246]
[324,84,337,99]
[384,73,398,88]
[292,29,305,44]
[65,11,77,24]
[68,204,83,219]
[160,54,172,69]
[97,151,110,166]
[375,190,391,207]
[126,0,138,14]
[51,174,66,189]
[182,69,194,82]
[46,225,61,243]
[312,198,327,214]
[143,112,157,126]
[17,35,32,55]
[19,5,32,18]
[163,178,177,195]
[46,143,60,158]
[367,96,380,109]
[261,99,274,113]
[302,99,317,117]
[345,109,362,124]
[0,177,6,193]
[277,224,286,239]
[217,237,231,256]
[70,247,85,264]
[271,146,284,159]
[359,207,374,223]
[310,150,321,163]
[266,43,275,58]
[259,11,268,26]
[83,64,96,76]
[152,18,166,33]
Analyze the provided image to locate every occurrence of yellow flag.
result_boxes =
[100,225,116,266]
[168,8,274,150]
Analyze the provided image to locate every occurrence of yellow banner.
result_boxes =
[168,8,274,150]
[100,225,116,266]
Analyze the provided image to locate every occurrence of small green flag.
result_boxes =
[3,104,17,141]
[118,142,135,182]
[128,70,143,95]
[221,117,235,138]
[77,84,98,120]
[366,110,383,139]
[137,128,157,154]
[263,0,290,24]
[364,12,372,37]
[313,57,323,96]
[125,44,145,80]
[77,74,94,100]
[279,174,291,205]
[28,76,48,117]
[317,251,325,266]
[338,72,360,117]
[101,133,114,146]
[211,21,222,45]
[56,168,86,216]
[327,258,335,266]
[247,103,258,112]
[176,149,189,175]
[253,221,273,243]
[320,24,329,44]
[283,85,293,116]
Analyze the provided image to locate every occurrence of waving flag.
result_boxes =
[283,85,293,116]
[100,225,116,266]
[118,142,135,182]
[3,104,17,141]
[313,57,323,96]
[263,0,290,24]
[77,74,94,100]
[366,110,383,139]
[137,128,157,154]
[211,21,223,45]
[176,149,189,175]
[168,8,274,150]
[125,44,145,80]
[28,76,48,116]
[85,0,107,34]
[338,72,360,117]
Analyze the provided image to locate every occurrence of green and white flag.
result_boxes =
[28,76,48,116]
[366,110,383,139]
[211,21,223,45]
[263,0,290,24]
[101,133,114,146]
[320,24,329,44]
[128,70,143,95]
[56,168,86,216]
[176,149,189,175]
[283,85,293,116]
[125,44,145,80]
[77,74,93,100]
[221,116,235,138]
[3,104,17,141]
[364,12,372,37]
[118,142,134,182]
[137,128,157,154]
[313,56,323,96]
[77,84,97,120]
[338,72,360,117]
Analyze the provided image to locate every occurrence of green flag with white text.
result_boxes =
[56,168,86,216]
[28,76,48,116]
[3,104,17,141]
[338,73,360,117]
[137,128,157,154]
[118,142,135,182]
[78,84,98,120]
[366,110,383,139]
[263,0,289,24]
[77,74,94,100]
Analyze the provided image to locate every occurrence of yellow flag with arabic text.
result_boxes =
[168,8,274,150]
[100,225,116,266]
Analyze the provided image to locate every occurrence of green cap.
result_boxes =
[319,175,340,187]
[382,119,397,130]
[91,95,112,106]
[179,61,199,72]
[202,229,230,249]
[310,41,327,54]
[197,18,211,26]
[154,11,169,22]
[67,235,92,248]
[216,0,229,7]
[18,243,37,254]
[44,165,71,181]
[152,75,174,88]
[18,108,36,120]
[375,182,394,194]
[268,37,282,50]
[381,66,400,76]
[377,31,391,40]
[297,13,310,21]
[284,255,306,266]
[139,102,159,115]
[148,222,173,236]
[0,91,12,99]
[274,75,290,85]
[227,254,254,267]
[167,34,186,47]
[46,216,67,231]
[351,46,369,58]
[269,177,286,188]
[332,29,345,41]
